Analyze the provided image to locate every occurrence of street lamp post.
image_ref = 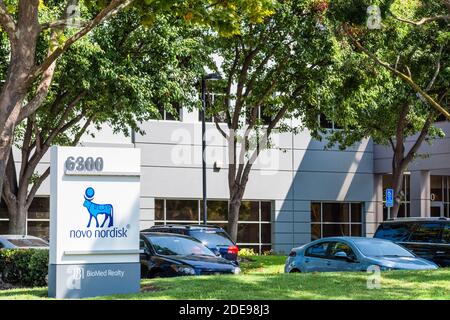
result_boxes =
[201,73,221,225]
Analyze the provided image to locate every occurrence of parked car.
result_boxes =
[285,237,438,273]
[139,232,241,278]
[0,235,49,249]
[374,217,450,267]
[143,224,239,265]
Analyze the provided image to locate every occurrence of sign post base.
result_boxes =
[48,262,140,299]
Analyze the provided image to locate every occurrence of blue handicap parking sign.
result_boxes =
[386,188,394,208]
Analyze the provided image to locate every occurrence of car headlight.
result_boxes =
[232,267,241,274]
[174,265,196,275]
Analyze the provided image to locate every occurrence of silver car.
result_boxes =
[285,237,438,273]
[0,235,49,249]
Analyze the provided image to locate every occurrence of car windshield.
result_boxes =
[147,235,215,256]
[7,238,48,247]
[353,239,414,257]
[190,230,234,247]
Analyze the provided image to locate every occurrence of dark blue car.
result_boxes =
[144,225,239,265]
[140,232,241,278]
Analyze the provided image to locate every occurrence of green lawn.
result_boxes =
[1,255,449,300]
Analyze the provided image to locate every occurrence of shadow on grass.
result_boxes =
[105,269,450,300]
[0,287,48,299]
[1,268,449,300]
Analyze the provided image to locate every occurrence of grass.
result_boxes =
[0,255,449,300]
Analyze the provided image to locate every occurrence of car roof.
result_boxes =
[381,217,449,223]
[147,224,225,230]
[313,236,393,244]
[0,235,45,240]
[140,231,197,240]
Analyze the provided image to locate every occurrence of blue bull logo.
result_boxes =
[83,187,114,228]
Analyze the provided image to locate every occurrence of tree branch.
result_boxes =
[343,24,450,120]
[214,117,228,139]
[29,0,133,84]
[391,12,450,26]
[0,0,16,40]
[25,167,50,209]
[403,114,434,165]
[72,114,95,145]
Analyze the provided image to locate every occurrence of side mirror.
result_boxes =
[334,251,348,259]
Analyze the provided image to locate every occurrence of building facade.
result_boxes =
[1,107,449,253]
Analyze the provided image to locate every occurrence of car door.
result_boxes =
[434,223,450,267]
[303,241,332,272]
[326,241,362,272]
[405,222,444,264]
[139,237,151,277]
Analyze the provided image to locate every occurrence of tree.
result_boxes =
[329,0,450,118]
[312,0,450,218]
[0,0,276,208]
[2,9,208,234]
[204,0,335,241]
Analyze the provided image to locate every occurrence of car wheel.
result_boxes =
[289,268,301,273]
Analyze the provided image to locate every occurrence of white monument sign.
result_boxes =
[48,146,141,298]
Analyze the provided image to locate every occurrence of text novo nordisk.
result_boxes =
[69,227,129,239]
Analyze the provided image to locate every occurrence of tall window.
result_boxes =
[311,202,363,241]
[152,102,181,121]
[0,197,50,240]
[382,174,410,220]
[154,198,272,254]
[430,176,450,218]
[198,92,226,123]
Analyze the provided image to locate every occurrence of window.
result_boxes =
[374,223,414,242]
[0,220,8,234]
[443,225,450,244]
[382,174,410,220]
[139,239,146,250]
[305,242,329,258]
[154,198,272,254]
[246,106,272,126]
[166,200,198,221]
[409,223,444,243]
[310,202,363,241]
[431,176,443,202]
[318,113,342,130]
[198,93,226,123]
[328,242,356,261]
[430,176,450,218]
[153,102,181,121]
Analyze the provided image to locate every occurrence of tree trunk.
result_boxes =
[7,202,27,235]
[391,168,404,219]
[228,196,242,242]
[0,123,16,202]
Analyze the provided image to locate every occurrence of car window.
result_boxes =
[147,235,215,256]
[328,242,357,261]
[442,224,450,244]
[7,238,48,247]
[305,242,329,258]
[139,238,146,250]
[353,239,414,257]
[374,223,414,241]
[409,223,444,243]
[189,230,234,247]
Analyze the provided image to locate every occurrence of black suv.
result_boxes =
[142,225,239,265]
[374,218,450,267]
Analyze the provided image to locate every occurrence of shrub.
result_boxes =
[0,249,49,287]
[238,248,258,257]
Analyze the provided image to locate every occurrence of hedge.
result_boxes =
[0,249,49,287]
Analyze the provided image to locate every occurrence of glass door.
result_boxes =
[431,202,443,217]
